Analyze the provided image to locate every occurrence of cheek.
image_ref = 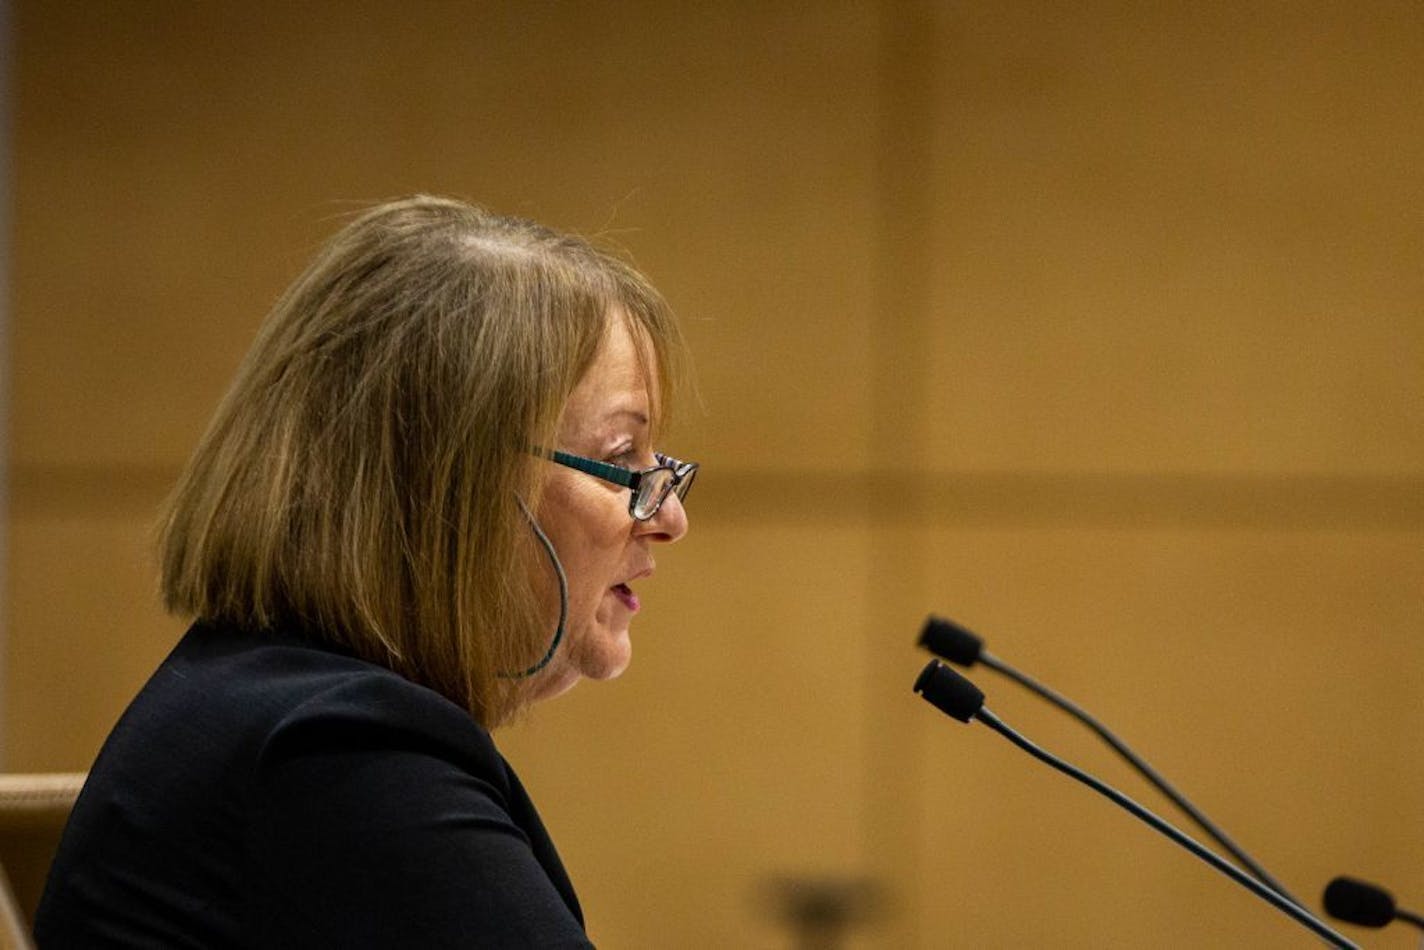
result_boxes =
[531,483,638,685]
[566,524,630,603]
[538,480,630,592]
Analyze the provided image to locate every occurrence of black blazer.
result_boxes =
[36,621,593,948]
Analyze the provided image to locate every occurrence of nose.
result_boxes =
[637,491,689,543]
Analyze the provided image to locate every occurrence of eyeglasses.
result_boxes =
[545,450,698,521]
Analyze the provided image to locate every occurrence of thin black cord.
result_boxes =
[979,650,1304,909]
[1396,906,1424,930]
[973,706,1358,950]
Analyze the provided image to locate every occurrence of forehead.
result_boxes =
[561,315,659,434]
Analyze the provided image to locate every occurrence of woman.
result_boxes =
[35,196,695,947]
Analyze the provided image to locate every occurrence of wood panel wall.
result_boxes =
[8,2,1422,947]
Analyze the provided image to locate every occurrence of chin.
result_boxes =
[573,624,633,681]
[530,628,631,704]
[587,645,632,681]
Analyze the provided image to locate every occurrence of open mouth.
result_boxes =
[610,583,640,612]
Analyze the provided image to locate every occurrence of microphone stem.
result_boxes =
[974,706,1358,950]
[979,650,1303,909]
[1396,906,1424,930]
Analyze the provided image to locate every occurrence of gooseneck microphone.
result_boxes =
[1323,875,1424,931]
[918,615,1302,910]
[913,660,1359,949]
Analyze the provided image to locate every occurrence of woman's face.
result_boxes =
[531,315,689,700]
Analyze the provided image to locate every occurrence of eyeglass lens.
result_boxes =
[632,463,696,520]
[633,468,674,520]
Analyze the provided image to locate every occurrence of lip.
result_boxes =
[621,564,655,585]
[610,583,641,612]
[609,564,653,613]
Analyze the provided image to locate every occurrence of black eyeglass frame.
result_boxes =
[545,450,698,521]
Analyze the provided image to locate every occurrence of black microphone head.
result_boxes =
[918,615,984,667]
[1323,876,1396,928]
[913,660,985,723]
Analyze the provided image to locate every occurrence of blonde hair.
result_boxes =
[158,196,683,726]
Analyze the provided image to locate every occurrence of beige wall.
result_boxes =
[8,2,1423,947]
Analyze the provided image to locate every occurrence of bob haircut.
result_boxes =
[158,195,684,726]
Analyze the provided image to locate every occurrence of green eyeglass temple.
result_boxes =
[543,450,698,521]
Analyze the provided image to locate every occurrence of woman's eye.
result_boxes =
[606,447,652,470]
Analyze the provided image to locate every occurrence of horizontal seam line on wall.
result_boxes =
[706,470,1424,529]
